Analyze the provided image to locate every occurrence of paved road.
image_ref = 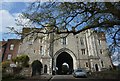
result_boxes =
[51,75,75,79]
[50,75,119,81]
[25,75,53,81]
[50,75,89,81]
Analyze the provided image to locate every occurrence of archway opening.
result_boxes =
[56,52,73,75]
[95,64,99,71]
[31,60,43,76]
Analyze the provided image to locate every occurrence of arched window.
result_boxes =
[40,46,44,55]
[44,65,47,73]
[85,62,88,67]
[81,49,85,55]
[100,49,102,54]
[61,37,67,45]
[80,37,84,45]
[63,37,66,45]
[101,61,104,67]
[95,64,99,71]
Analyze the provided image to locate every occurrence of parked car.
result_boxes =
[73,68,87,78]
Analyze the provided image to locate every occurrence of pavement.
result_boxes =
[51,75,75,79]
[3,75,119,81]
[50,75,119,81]
[26,75,53,80]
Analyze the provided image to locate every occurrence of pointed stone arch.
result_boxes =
[54,48,77,74]
[44,64,47,73]
[31,60,43,76]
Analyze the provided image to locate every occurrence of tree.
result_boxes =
[2,60,10,69]
[12,55,29,67]
[2,61,10,73]
[8,2,120,54]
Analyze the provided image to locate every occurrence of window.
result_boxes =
[61,37,67,45]
[44,65,47,73]
[101,61,104,67]
[81,49,85,55]
[80,37,84,45]
[85,62,89,67]
[39,38,43,43]
[8,54,12,60]
[34,50,35,53]
[10,44,14,50]
[98,39,101,46]
[63,37,66,45]
[40,46,44,55]
[40,38,43,43]
[100,49,102,54]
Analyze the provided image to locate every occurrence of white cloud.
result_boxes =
[0,10,16,33]
[0,9,33,41]
[13,13,33,28]
[0,9,32,34]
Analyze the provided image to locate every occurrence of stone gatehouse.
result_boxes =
[18,28,112,75]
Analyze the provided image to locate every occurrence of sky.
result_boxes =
[0,1,30,41]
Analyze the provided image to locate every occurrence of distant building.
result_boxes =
[1,39,21,62]
[0,40,7,62]
[18,28,113,75]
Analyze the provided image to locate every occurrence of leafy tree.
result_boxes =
[12,55,29,67]
[2,60,10,69]
[2,60,10,73]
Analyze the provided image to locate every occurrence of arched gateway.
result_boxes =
[54,48,77,75]
[31,60,43,76]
